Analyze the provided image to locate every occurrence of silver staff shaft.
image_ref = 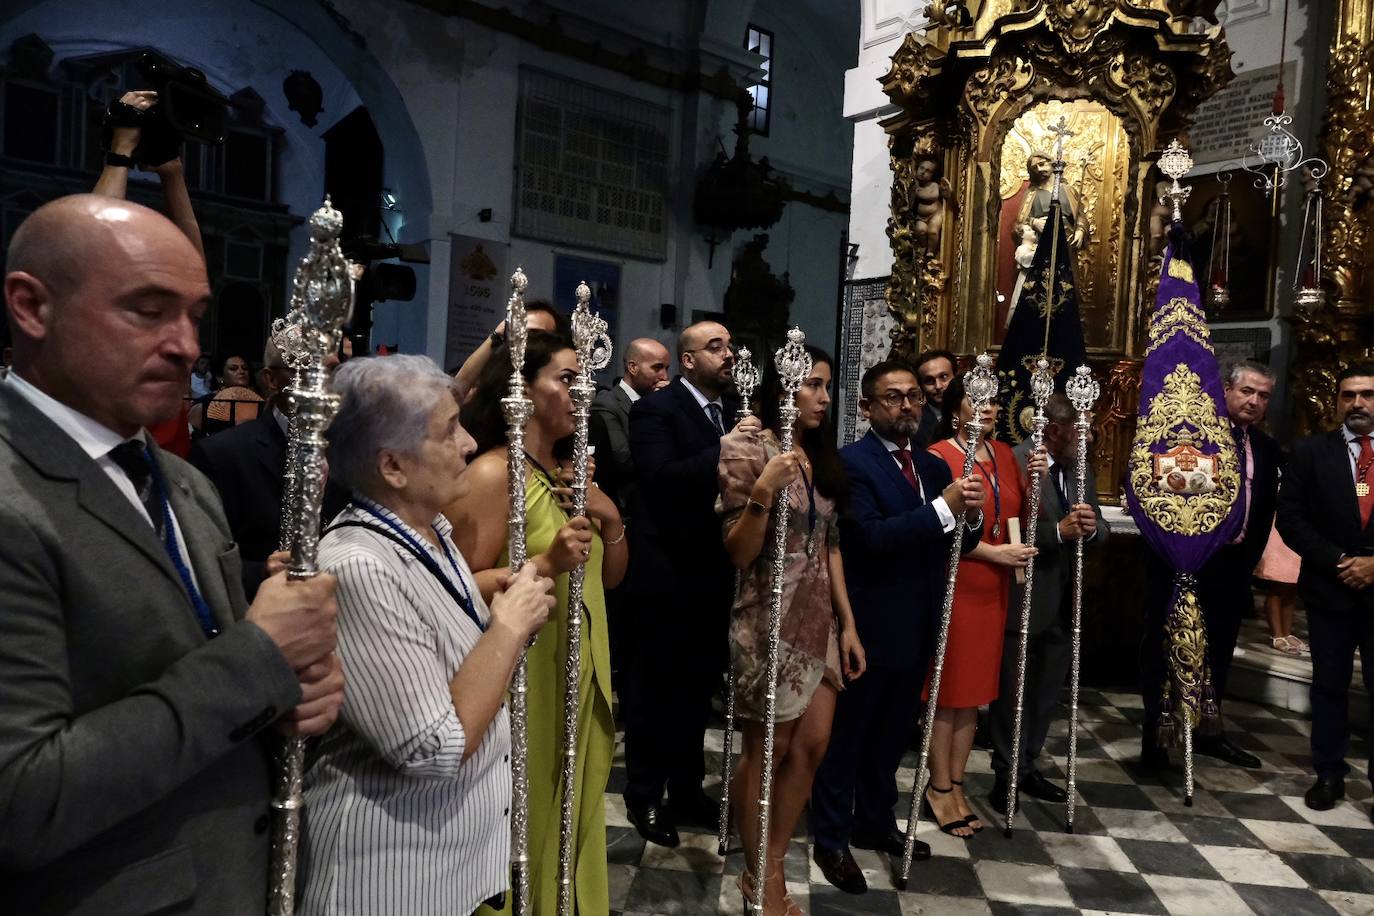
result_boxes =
[268,198,353,916]
[502,269,534,916]
[1004,417,1049,834]
[719,347,758,858]
[898,353,998,890]
[751,332,809,914]
[1063,365,1098,833]
[557,285,611,916]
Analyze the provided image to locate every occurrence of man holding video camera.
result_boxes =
[94,90,204,261]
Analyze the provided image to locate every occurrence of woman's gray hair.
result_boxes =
[325,354,456,492]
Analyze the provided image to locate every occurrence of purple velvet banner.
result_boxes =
[1124,228,1241,572]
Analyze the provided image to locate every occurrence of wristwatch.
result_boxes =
[105,151,136,168]
[489,329,506,348]
[746,497,769,516]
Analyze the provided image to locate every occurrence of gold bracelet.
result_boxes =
[603,523,627,546]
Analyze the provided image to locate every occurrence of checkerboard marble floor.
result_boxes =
[606,689,1374,915]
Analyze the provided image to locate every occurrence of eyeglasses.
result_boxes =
[875,391,924,408]
[685,341,734,357]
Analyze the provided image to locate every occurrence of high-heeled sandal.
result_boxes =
[922,783,973,837]
[950,778,985,832]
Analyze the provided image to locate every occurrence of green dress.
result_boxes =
[480,465,614,916]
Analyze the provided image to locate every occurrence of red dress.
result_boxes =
[925,438,1024,708]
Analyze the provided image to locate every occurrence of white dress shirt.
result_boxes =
[618,378,641,403]
[5,372,197,582]
[680,376,725,430]
[872,431,957,532]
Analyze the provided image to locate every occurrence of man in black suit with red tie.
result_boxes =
[1141,360,1280,771]
[810,360,984,894]
[1277,363,1374,816]
[621,320,750,847]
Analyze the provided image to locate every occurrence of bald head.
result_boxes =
[676,320,734,396]
[623,337,670,396]
[5,194,210,436]
[7,195,199,307]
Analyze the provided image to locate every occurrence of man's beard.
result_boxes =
[1345,409,1373,434]
[874,414,919,440]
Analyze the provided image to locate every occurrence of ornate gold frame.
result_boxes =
[879,1,1233,497]
[1290,0,1374,434]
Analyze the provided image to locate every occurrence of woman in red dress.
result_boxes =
[925,372,1040,836]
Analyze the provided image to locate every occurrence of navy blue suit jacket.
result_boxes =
[839,430,980,669]
[627,377,740,609]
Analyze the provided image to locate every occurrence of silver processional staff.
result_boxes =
[556,282,612,916]
[1063,363,1099,833]
[267,196,354,916]
[718,345,759,858]
[750,328,811,914]
[897,352,997,890]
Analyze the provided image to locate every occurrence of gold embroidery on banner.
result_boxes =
[1144,296,1213,358]
[1167,256,1195,284]
[1166,586,1209,728]
[1129,363,1240,536]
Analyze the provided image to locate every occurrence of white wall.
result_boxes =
[339,0,858,364]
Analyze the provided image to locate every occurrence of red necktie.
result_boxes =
[1358,435,1373,528]
[895,447,920,494]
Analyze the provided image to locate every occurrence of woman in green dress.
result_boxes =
[447,329,627,915]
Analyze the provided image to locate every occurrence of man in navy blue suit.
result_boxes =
[810,359,985,894]
[621,320,751,847]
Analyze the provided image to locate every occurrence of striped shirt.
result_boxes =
[299,500,511,915]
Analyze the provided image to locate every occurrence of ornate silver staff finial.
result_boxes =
[571,282,612,376]
[1065,363,1100,413]
[775,327,813,396]
[1030,356,1055,406]
[507,268,530,376]
[966,352,999,411]
[1158,139,1195,222]
[732,346,759,424]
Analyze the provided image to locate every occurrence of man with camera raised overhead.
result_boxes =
[95,90,205,261]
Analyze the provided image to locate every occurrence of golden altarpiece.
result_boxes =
[877,1,1233,501]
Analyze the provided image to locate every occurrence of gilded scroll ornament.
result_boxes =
[1045,0,1115,57]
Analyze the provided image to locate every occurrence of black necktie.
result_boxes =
[1051,462,1069,507]
[108,439,165,539]
[706,402,725,436]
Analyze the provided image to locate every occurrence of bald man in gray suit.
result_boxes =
[0,195,343,915]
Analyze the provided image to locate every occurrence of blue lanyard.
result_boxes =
[350,501,482,632]
[974,443,1002,526]
[143,450,220,639]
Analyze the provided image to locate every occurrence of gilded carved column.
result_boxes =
[1296,0,1374,433]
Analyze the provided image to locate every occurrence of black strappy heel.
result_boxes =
[923,783,973,837]
[950,778,984,833]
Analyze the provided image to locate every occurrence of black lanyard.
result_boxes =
[327,502,483,633]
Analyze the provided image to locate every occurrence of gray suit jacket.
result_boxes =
[591,382,635,510]
[1008,438,1110,636]
[0,382,301,915]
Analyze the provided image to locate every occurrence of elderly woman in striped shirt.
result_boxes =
[298,355,555,915]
